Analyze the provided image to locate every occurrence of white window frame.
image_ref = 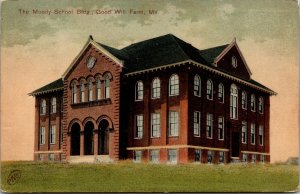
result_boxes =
[195,149,201,163]
[218,117,224,140]
[135,81,144,101]
[51,97,57,113]
[230,84,238,119]
[168,149,178,164]
[40,126,45,145]
[169,111,179,136]
[242,91,247,110]
[133,150,142,163]
[151,113,160,138]
[259,125,264,146]
[242,121,247,144]
[50,125,56,144]
[135,115,143,139]
[40,99,46,115]
[218,83,224,103]
[72,83,77,104]
[260,155,265,164]
[96,78,101,100]
[80,81,85,102]
[207,150,213,164]
[150,149,159,163]
[88,80,93,102]
[251,123,256,145]
[49,153,55,161]
[152,78,161,99]
[258,97,264,114]
[219,151,225,164]
[242,153,248,162]
[169,74,179,96]
[193,111,201,137]
[206,79,213,100]
[194,74,201,97]
[104,75,110,99]
[206,114,213,139]
[251,94,256,112]
[252,154,256,163]
[232,56,237,68]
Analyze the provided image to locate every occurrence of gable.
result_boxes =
[214,41,251,80]
[62,37,124,79]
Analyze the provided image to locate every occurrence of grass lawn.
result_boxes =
[1,161,299,192]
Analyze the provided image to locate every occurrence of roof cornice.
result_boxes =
[124,59,276,95]
[28,87,64,96]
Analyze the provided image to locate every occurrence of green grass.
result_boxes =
[1,161,299,192]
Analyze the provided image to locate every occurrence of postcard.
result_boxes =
[1,0,299,192]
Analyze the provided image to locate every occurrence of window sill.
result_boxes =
[194,135,200,137]
[71,98,112,108]
[168,135,179,138]
[134,137,143,140]
[150,136,160,139]
[218,139,224,141]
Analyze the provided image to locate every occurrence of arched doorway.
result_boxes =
[84,121,94,155]
[70,123,80,156]
[98,119,109,155]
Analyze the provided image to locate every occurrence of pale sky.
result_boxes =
[1,0,298,162]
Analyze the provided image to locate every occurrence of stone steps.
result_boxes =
[69,155,113,164]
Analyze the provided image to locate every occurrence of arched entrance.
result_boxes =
[98,119,109,155]
[84,121,94,155]
[70,123,80,156]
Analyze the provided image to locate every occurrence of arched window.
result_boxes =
[218,83,224,102]
[40,99,46,115]
[206,79,213,100]
[232,56,237,68]
[258,97,264,113]
[104,74,110,99]
[51,97,57,113]
[251,94,256,111]
[72,83,77,104]
[96,78,101,100]
[242,91,247,110]
[194,74,201,97]
[230,84,238,119]
[135,81,144,101]
[80,81,85,102]
[152,78,160,98]
[88,80,93,102]
[169,74,179,96]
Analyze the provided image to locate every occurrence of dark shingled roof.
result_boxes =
[121,34,209,72]
[30,78,63,96]
[199,44,229,64]
[30,34,276,95]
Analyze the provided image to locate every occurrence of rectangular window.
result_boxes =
[260,155,265,164]
[88,83,93,101]
[40,126,45,145]
[207,150,213,164]
[218,117,224,140]
[72,85,77,103]
[96,79,101,100]
[150,150,159,163]
[251,95,256,112]
[251,123,255,145]
[259,98,264,113]
[135,115,143,139]
[168,149,178,164]
[151,113,160,137]
[206,114,213,139]
[242,92,247,110]
[80,83,85,102]
[252,154,256,163]
[242,154,248,163]
[195,149,201,162]
[133,150,142,163]
[230,95,238,119]
[169,111,179,136]
[51,98,56,113]
[219,151,225,164]
[50,125,56,144]
[193,111,201,136]
[49,153,54,161]
[38,154,43,161]
[242,121,247,143]
[259,125,264,146]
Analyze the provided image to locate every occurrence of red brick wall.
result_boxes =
[61,44,123,161]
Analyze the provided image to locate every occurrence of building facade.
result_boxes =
[30,34,276,164]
